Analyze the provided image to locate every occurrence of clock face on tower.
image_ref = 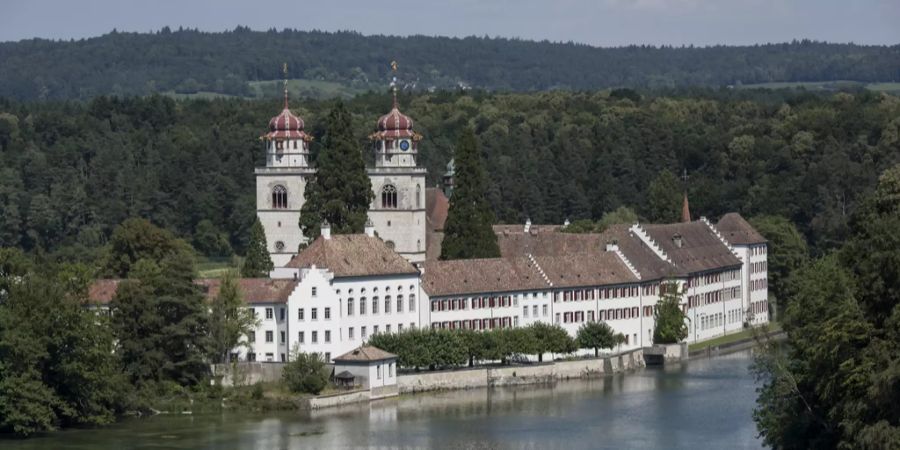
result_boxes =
[399,140,410,151]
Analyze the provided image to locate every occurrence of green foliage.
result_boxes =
[282,350,329,395]
[753,164,900,448]
[0,274,126,437]
[561,206,639,234]
[749,215,809,306]
[109,225,210,387]
[299,100,373,240]
[653,281,688,344]
[192,219,233,257]
[527,323,575,361]
[208,272,259,364]
[576,321,623,357]
[1,30,898,100]
[441,128,500,260]
[241,218,273,278]
[646,169,682,223]
[102,218,195,278]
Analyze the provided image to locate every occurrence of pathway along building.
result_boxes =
[88,92,770,362]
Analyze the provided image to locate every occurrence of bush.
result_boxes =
[250,382,264,400]
[282,351,329,395]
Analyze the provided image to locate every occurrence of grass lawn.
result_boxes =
[196,257,240,278]
[688,322,782,353]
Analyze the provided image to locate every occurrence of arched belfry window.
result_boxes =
[272,185,288,209]
[382,184,398,209]
[416,184,421,209]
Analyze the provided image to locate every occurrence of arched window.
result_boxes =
[381,184,398,209]
[416,184,421,209]
[272,185,288,209]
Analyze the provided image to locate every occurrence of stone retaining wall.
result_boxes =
[398,348,644,394]
[211,362,287,387]
[303,390,371,409]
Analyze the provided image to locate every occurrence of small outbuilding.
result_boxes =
[332,345,398,398]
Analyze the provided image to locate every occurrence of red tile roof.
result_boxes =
[87,278,297,305]
[422,257,548,297]
[716,213,767,245]
[285,234,419,277]
[642,221,743,273]
[333,345,397,362]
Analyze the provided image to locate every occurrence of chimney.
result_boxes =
[364,218,375,237]
[605,239,619,252]
[524,218,532,233]
[320,220,331,240]
[672,233,683,249]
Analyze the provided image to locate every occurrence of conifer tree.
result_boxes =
[208,271,258,364]
[440,128,500,260]
[300,101,373,240]
[242,218,273,278]
[646,169,682,223]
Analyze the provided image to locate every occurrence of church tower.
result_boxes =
[255,66,314,266]
[366,63,427,263]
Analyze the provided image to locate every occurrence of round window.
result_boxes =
[275,241,285,251]
[385,240,396,250]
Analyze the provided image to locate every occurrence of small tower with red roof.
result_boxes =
[255,64,316,266]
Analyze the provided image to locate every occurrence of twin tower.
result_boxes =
[255,91,427,266]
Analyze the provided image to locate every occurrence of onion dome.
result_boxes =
[262,91,312,141]
[370,93,422,141]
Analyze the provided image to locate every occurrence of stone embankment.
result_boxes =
[398,348,645,394]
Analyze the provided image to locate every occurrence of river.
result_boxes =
[5,350,763,449]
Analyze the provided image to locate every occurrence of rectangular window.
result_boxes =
[311,308,318,320]
[265,308,274,320]
[377,364,382,379]
[386,324,391,333]
[373,297,379,314]
[248,331,256,343]
[325,352,331,362]
[324,307,331,320]
[409,295,416,312]
[349,327,355,340]
[312,287,317,297]
[361,326,367,338]
[265,331,273,343]
[389,363,394,377]
[374,325,379,335]
[298,331,304,343]
[533,305,538,317]
[542,305,548,316]
[555,312,561,324]
[348,299,354,316]
[312,331,318,343]
[279,308,285,321]
[385,298,391,315]
[298,308,304,321]
[280,331,285,344]
[398,323,403,332]
[360,298,366,315]
[397,296,403,313]
[325,330,331,343]
[523,306,528,318]
[248,352,256,362]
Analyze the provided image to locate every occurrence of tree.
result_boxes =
[441,128,500,260]
[241,218,273,278]
[299,100,373,240]
[111,250,210,387]
[576,322,622,357]
[749,215,809,307]
[0,275,125,437]
[653,281,688,344]
[101,218,194,278]
[208,272,259,365]
[282,349,329,395]
[193,219,233,257]
[527,323,575,362]
[646,169,682,223]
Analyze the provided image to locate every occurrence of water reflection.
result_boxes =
[6,350,763,450]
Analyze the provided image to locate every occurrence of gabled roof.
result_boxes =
[716,213,767,245]
[642,221,743,273]
[421,257,548,297]
[333,345,397,362]
[87,278,298,305]
[285,234,418,277]
[533,253,639,287]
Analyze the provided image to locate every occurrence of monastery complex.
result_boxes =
[89,89,770,363]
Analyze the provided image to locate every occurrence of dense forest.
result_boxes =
[1,28,899,100]
[1,88,897,261]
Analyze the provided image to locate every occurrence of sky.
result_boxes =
[1,0,899,46]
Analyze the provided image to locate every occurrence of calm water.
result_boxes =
[6,350,763,449]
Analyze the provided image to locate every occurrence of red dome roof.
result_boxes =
[263,94,312,141]
[371,95,420,140]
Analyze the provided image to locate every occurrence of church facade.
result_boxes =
[256,92,426,266]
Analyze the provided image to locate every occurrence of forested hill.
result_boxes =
[1,89,898,261]
[1,27,899,100]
